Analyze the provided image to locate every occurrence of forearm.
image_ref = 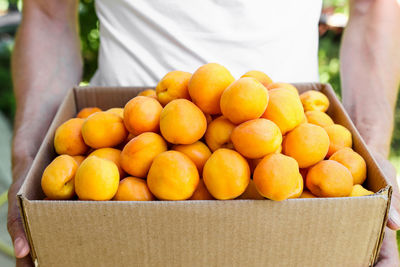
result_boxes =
[12,0,82,176]
[340,0,400,157]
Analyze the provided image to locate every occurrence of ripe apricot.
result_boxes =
[106,108,124,119]
[54,118,89,156]
[324,124,352,157]
[160,99,207,144]
[220,77,269,124]
[188,63,235,114]
[76,107,101,119]
[300,90,329,112]
[300,190,317,198]
[123,96,163,135]
[147,151,199,200]
[253,153,303,201]
[283,123,330,168]
[248,157,263,174]
[81,112,128,148]
[173,141,211,173]
[267,82,298,95]
[89,148,126,178]
[306,160,353,197]
[71,155,85,166]
[261,88,304,134]
[138,89,157,99]
[205,113,213,124]
[237,179,264,200]
[350,184,374,197]
[329,147,367,184]
[120,132,167,178]
[240,70,273,87]
[114,177,155,201]
[305,110,334,127]
[231,119,282,159]
[156,70,192,105]
[41,155,77,200]
[75,156,120,200]
[189,179,215,200]
[205,116,235,151]
[203,148,250,200]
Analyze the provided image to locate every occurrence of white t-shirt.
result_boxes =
[91,0,322,86]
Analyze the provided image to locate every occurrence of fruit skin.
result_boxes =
[261,88,304,134]
[267,82,298,95]
[329,147,367,185]
[283,123,330,168]
[88,148,126,178]
[300,90,330,112]
[188,63,235,114]
[76,107,101,119]
[81,111,128,149]
[305,110,334,128]
[54,118,89,156]
[173,141,211,173]
[160,99,207,144]
[114,177,155,201]
[306,160,353,197]
[350,184,374,197]
[71,155,85,166]
[147,151,199,200]
[123,96,163,135]
[237,179,264,200]
[241,70,273,87]
[106,108,124,119]
[41,155,77,200]
[189,179,215,200]
[324,124,353,157]
[138,89,157,99]
[253,153,303,201]
[205,116,236,152]
[300,190,317,198]
[203,148,250,200]
[75,156,120,200]
[156,70,192,105]
[120,132,167,178]
[231,119,282,159]
[220,77,269,124]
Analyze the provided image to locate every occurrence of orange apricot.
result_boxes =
[189,179,215,200]
[173,141,211,173]
[205,116,236,151]
[54,118,89,156]
[300,90,330,112]
[305,110,334,127]
[156,70,192,105]
[114,177,155,201]
[241,70,273,87]
[76,107,101,119]
[88,148,126,178]
[329,147,367,184]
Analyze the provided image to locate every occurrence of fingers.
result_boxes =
[375,228,400,267]
[16,255,34,267]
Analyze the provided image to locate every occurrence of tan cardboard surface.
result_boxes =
[17,83,391,267]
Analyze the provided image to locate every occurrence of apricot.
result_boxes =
[267,82,298,95]
[123,96,163,135]
[156,70,192,105]
[324,124,352,157]
[283,123,330,168]
[188,63,235,114]
[305,110,334,127]
[89,148,126,178]
[173,141,211,173]
[231,119,282,159]
[54,118,89,156]
[114,177,155,201]
[241,70,273,87]
[76,107,101,119]
[237,179,264,200]
[203,148,250,200]
[160,99,207,144]
[71,155,85,166]
[253,153,303,201]
[350,184,374,197]
[261,88,304,134]
[329,147,367,184]
[41,155,77,200]
[147,151,199,200]
[205,113,213,124]
[306,160,353,197]
[75,156,120,200]
[189,179,215,200]
[220,77,269,124]
[81,112,128,148]
[300,90,329,112]
[205,116,235,151]
[300,190,317,198]
[120,132,167,178]
[247,157,263,174]
[106,108,124,119]
[138,89,157,99]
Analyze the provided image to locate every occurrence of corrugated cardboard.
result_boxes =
[17,83,391,267]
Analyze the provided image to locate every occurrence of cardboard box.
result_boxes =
[17,83,391,267]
